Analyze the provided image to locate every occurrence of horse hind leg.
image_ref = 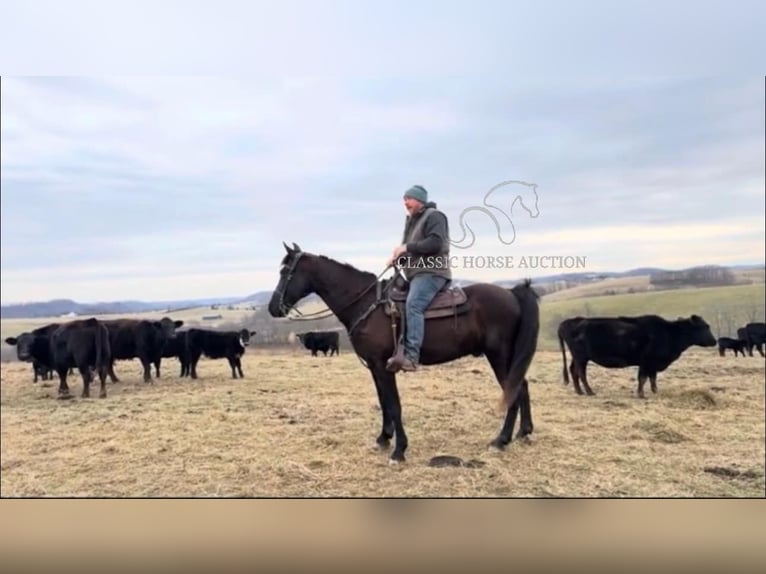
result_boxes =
[515,379,533,439]
[486,351,531,450]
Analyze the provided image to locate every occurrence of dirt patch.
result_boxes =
[633,421,687,444]
[671,389,718,409]
[704,466,761,480]
[428,455,486,469]
[602,399,630,409]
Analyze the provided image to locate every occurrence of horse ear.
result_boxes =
[292,242,302,252]
[283,241,292,253]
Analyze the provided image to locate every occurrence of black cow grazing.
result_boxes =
[742,322,766,357]
[100,317,183,383]
[186,328,257,379]
[296,331,340,357]
[717,337,747,357]
[558,314,717,398]
[49,318,112,399]
[160,330,191,377]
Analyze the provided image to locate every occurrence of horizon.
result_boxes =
[2,259,763,307]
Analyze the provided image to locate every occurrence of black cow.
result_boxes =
[6,323,60,383]
[49,318,112,399]
[186,328,257,379]
[558,314,717,398]
[160,330,191,377]
[742,322,766,357]
[296,331,340,357]
[6,323,77,383]
[717,337,747,357]
[100,317,183,382]
[737,327,749,349]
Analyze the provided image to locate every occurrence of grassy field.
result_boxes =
[1,346,763,497]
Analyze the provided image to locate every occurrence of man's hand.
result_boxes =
[387,244,408,267]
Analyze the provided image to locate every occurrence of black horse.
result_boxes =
[268,243,540,463]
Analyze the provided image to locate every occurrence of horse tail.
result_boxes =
[503,279,540,409]
[559,323,569,384]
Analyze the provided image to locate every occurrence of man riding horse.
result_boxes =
[386,185,452,373]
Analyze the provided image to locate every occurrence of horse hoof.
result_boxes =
[57,393,73,401]
[488,441,506,452]
[389,453,406,464]
[374,441,390,451]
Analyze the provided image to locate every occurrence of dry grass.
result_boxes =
[1,347,763,498]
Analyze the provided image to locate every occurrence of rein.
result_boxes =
[276,253,396,331]
[275,254,407,370]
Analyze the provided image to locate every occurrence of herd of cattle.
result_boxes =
[2,312,763,401]
[4,318,258,398]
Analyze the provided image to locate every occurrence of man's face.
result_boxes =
[403,196,424,216]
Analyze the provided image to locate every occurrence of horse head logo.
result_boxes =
[449,180,540,250]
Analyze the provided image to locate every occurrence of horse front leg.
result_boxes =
[370,366,395,450]
[374,366,408,463]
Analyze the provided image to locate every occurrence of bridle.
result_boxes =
[275,251,397,335]
[274,251,305,318]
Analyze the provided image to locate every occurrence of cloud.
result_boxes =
[1,73,764,304]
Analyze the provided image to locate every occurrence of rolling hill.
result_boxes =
[2,264,763,320]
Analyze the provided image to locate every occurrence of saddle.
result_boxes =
[382,274,471,372]
[384,277,471,320]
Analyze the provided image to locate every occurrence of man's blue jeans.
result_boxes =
[404,274,449,363]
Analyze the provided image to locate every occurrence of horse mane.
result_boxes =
[315,254,379,283]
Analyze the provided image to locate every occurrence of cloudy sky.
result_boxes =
[1,1,764,304]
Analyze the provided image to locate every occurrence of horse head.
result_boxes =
[268,242,312,317]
